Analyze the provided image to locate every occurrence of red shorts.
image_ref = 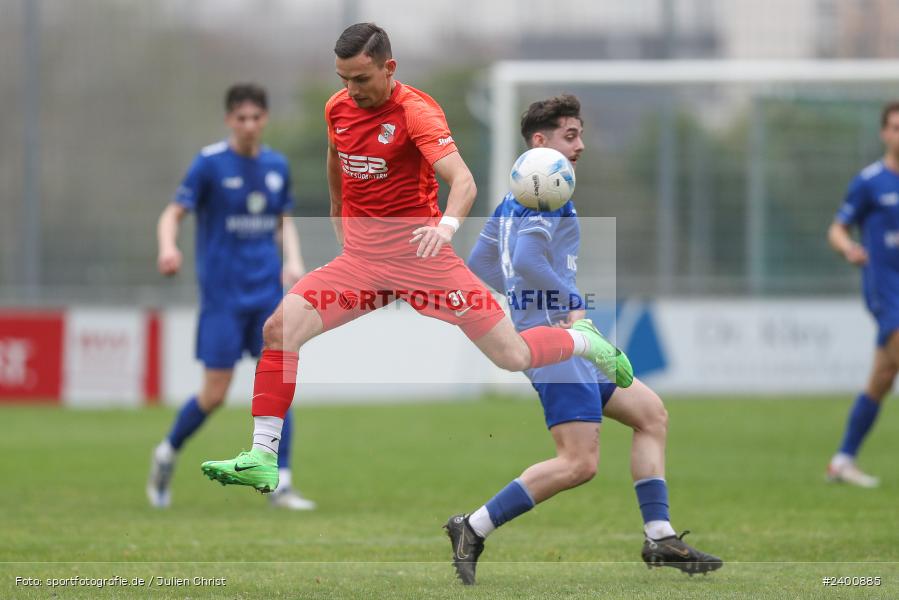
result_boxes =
[289,248,505,340]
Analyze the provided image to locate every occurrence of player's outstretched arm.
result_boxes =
[435,151,476,221]
[157,202,187,275]
[411,152,476,258]
[512,233,584,327]
[326,142,344,246]
[827,221,868,266]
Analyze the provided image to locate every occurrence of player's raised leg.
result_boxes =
[471,314,633,386]
[827,334,896,487]
[603,379,722,574]
[446,419,599,585]
[239,304,317,510]
[201,293,324,493]
[147,368,232,507]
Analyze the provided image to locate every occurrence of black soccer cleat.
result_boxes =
[641,530,723,576]
[444,513,485,585]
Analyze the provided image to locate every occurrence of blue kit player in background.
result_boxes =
[147,83,315,510]
[826,101,899,488]
[445,94,722,584]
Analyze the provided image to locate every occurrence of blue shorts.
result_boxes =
[527,357,617,429]
[196,303,276,369]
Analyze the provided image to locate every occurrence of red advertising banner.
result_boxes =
[0,310,64,403]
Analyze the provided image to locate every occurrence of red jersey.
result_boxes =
[326,81,459,257]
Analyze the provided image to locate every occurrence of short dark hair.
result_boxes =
[334,22,392,64]
[882,101,899,128]
[225,83,268,113]
[520,94,582,146]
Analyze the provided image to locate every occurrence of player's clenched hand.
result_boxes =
[843,243,868,266]
[158,247,183,276]
[410,224,455,258]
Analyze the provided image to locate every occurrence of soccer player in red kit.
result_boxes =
[201,23,631,497]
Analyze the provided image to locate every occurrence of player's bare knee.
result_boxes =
[262,314,284,349]
[203,394,226,411]
[197,390,226,412]
[650,405,669,437]
[868,369,894,400]
[571,456,598,486]
[635,392,668,438]
[578,458,598,484]
[639,409,667,443]
[561,454,597,488]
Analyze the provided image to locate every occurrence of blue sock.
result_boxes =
[278,409,293,469]
[166,395,208,451]
[635,477,670,524]
[485,478,535,528]
[838,393,881,457]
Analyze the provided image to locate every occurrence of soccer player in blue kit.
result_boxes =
[445,94,722,584]
[826,101,899,488]
[147,83,315,510]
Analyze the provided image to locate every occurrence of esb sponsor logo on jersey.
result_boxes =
[338,152,388,180]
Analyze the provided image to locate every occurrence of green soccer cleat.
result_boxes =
[200,448,278,494]
[572,319,634,388]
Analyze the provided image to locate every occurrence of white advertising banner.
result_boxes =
[642,299,875,394]
[64,308,147,406]
[161,299,877,404]
[162,304,507,406]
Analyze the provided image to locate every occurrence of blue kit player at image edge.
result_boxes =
[826,156,899,488]
[835,160,899,346]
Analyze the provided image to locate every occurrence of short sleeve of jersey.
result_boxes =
[479,201,505,246]
[836,175,871,226]
[174,154,208,211]
[324,90,345,148]
[402,93,458,165]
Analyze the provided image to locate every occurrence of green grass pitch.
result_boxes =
[2,396,898,598]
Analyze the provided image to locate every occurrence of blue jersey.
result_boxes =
[476,193,581,331]
[836,160,899,319]
[175,141,294,311]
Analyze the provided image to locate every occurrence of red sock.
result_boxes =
[250,350,299,418]
[520,327,575,369]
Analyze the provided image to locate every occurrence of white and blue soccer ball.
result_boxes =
[509,147,576,212]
